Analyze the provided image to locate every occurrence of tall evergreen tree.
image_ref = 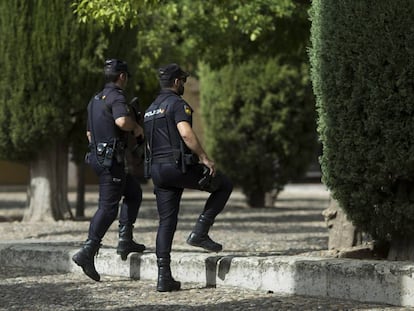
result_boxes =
[310,0,414,248]
[0,0,103,221]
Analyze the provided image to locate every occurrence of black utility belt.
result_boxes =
[90,142,125,154]
[91,141,125,168]
[151,156,175,164]
[95,142,111,156]
[152,154,198,165]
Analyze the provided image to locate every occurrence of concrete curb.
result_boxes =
[1,241,414,307]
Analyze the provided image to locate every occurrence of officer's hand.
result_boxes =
[202,159,215,176]
[198,153,215,176]
[133,125,144,138]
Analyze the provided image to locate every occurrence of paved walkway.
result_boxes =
[0,184,413,310]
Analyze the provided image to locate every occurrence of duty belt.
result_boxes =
[151,156,176,164]
[89,141,125,151]
[151,154,198,165]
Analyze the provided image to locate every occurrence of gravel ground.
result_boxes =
[0,186,331,257]
[0,266,409,311]
[0,184,411,310]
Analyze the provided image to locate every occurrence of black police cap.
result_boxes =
[104,59,131,76]
[158,63,189,81]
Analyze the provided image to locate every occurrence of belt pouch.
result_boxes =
[103,146,113,168]
[144,158,151,179]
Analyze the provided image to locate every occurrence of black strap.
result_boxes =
[145,94,178,164]
[88,89,118,165]
[88,94,99,161]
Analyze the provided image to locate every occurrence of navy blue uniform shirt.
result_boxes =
[144,89,193,158]
[87,82,130,145]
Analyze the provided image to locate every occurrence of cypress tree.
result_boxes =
[310,0,414,244]
[0,0,102,221]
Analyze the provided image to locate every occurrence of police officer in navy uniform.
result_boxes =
[72,59,146,282]
[144,63,233,292]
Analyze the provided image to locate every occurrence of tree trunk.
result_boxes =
[264,188,281,207]
[388,238,414,261]
[75,161,86,218]
[24,142,71,222]
[246,190,265,208]
[322,197,363,250]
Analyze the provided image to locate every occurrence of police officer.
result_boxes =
[144,63,233,292]
[72,59,146,282]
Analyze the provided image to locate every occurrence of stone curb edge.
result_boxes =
[1,241,413,307]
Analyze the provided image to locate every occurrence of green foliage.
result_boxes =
[72,0,310,69]
[72,0,296,35]
[178,0,308,68]
[200,58,317,203]
[70,0,313,115]
[73,1,193,98]
[0,0,74,160]
[310,0,414,239]
[72,0,185,80]
[72,0,159,30]
[0,1,117,162]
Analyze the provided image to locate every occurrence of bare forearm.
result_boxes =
[177,121,209,161]
[115,116,138,131]
[177,121,216,175]
[182,131,208,160]
[115,116,143,137]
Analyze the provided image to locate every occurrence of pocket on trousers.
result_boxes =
[109,162,125,182]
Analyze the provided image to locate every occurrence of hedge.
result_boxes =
[310,0,414,239]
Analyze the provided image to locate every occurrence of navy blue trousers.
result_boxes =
[87,153,142,243]
[151,163,233,259]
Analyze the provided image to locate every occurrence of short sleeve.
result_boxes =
[172,99,193,124]
[111,93,129,120]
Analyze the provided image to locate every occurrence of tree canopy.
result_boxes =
[72,0,309,67]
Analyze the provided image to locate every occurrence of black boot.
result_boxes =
[117,224,146,261]
[156,258,181,292]
[72,239,101,282]
[186,214,222,252]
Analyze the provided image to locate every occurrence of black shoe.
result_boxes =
[72,240,101,281]
[157,276,181,292]
[156,258,181,292]
[187,232,222,252]
[117,240,146,261]
[187,215,223,252]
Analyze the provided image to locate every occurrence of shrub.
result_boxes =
[201,57,317,207]
[310,0,414,239]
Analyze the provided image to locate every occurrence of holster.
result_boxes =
[198,165,222,192]
[93,140,123,168]
[176,151,198,174]
[183,154,198,165]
